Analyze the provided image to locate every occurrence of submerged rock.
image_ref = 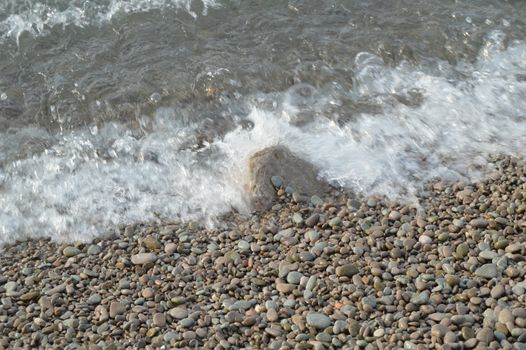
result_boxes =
[247,146,332,210]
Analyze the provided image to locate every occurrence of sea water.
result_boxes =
[0,0,525,243]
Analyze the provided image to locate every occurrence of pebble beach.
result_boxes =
[1,155,526,350]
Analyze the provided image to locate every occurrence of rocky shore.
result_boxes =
[1,155,526,350]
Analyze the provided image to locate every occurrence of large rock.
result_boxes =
[247,146,331,210]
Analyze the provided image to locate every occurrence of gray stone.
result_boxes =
[476,327,494,343]
[286,271,303,285]
[411,291,430,305]
[271,176,283,188]
[419,235,432,245]
[298,194,313,205]
[316,332,332,342]
[179,318,195,328]
[164,332,178,342]
[474,264,498,279]
[461,326,475,340]
[4,281,18,293]
[327,217,341,228]
[306,275,318,291]
[224,250,240,262]
[336,263,359,277]
[388,211,401,221]
[238,240,250,252]
[63,246,81,257]
[118,279,131,289]
[333,320,346,334]
[444,331,458,343]
[87,245,102,255]
[87,294,102,305]
[283,299,296,308]
[306,312,332,329]
[278,262,291,278]
[45,283,66,296]
[130,253,157,265]
[306,230,320,242]
[311,242,327,256]
[470,218,489,228]
[374,328,385,338]
[494,331,506,341]
[451,315,475,325]
[169,307,188,319]
[456,243,469,257]
[310,195,324,206]
[404,341,417,350]
[496,256,508,269]
[229,300,254,311]
[299,252,315,261]
[431,324,448,338]
[361,296,377,309]
[292,213,303,224]
[512,328,526,337]
[348,319,360,337]
[513,283,526,296]
[479,250,498,260]
[183,330,197,341]
[63,318,79,329]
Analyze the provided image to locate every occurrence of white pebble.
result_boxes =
[419,235,432,245]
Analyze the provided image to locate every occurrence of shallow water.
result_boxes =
[0,0,525,243]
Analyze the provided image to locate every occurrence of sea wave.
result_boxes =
[0,32,525,243]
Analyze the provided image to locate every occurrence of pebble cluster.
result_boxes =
[1,155,526,350]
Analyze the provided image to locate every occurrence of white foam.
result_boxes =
[0,32,525,244]
[0,0,219,43]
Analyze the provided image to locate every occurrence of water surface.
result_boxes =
[0,0,525,242]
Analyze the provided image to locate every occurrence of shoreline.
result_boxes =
[1,155,526,349]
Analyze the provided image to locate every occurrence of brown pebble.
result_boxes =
[267,308,279,322]
[183,331,196,340]
[142,288,155,299]
[109,302,126,318]
[153,313,166,327]
[431,324,448,339]
[491,284,505,299]
[444,331,458,343]
[476,327,494,343]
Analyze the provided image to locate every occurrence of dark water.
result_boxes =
[0,0,525,243]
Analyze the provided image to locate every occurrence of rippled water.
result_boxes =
[0,0,525,243]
